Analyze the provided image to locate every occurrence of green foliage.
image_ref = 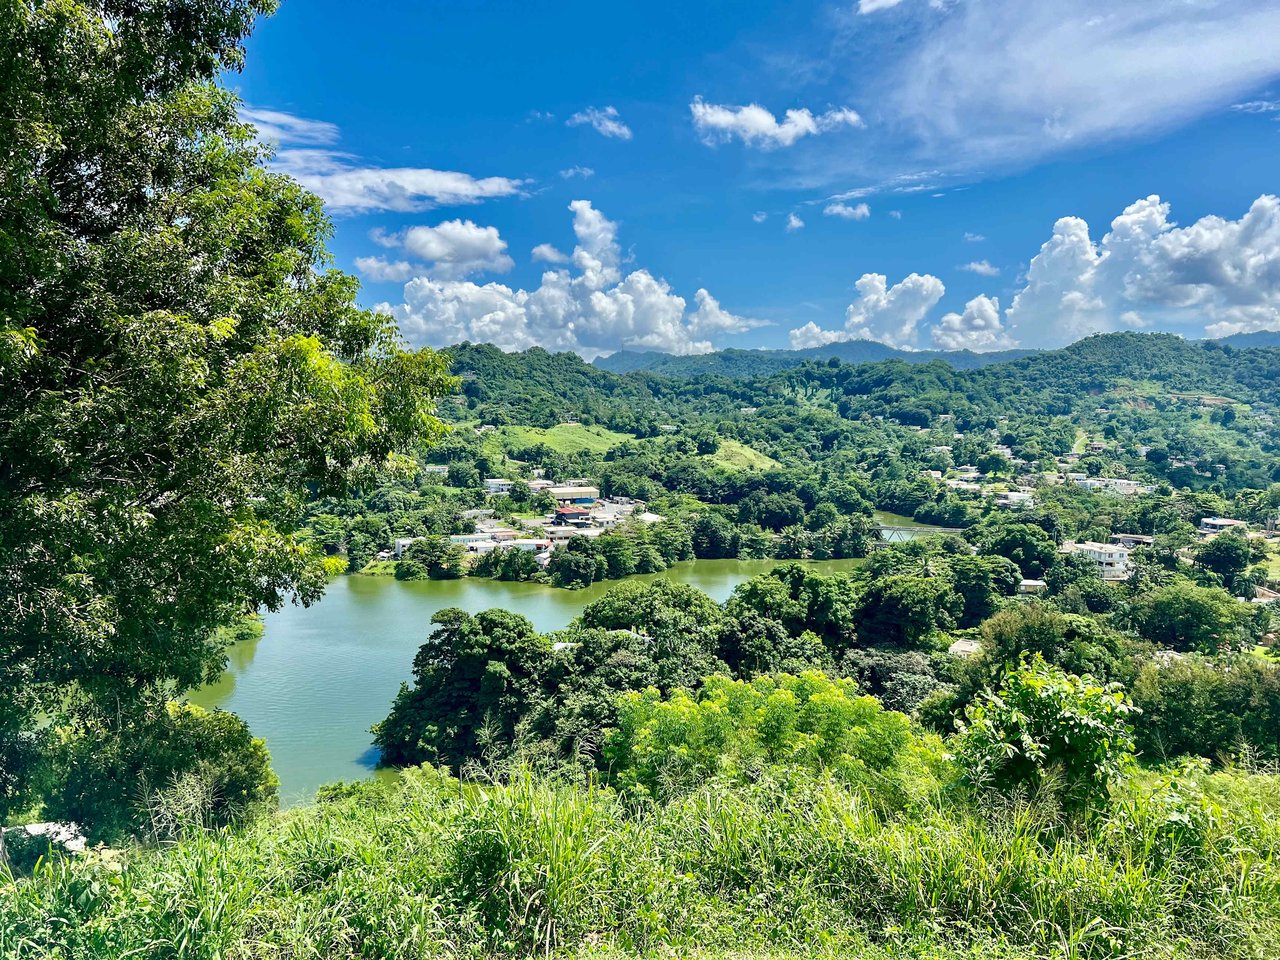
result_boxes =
[1194,532,1253,588]
[1129,582,1257,653]
[977,522,1059,579]
[604,672,942,804]
[0,0,453,821]
[956,657,1136,812]
[855,574,962,648]
[5,763,1280,959]
[374,609,548,769]
[1130,654,1280,761]
[41,702,277,843]
[395,536,467,580]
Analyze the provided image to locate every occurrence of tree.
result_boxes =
[949,555,1020,627]
[597,534,637,580]
[691,512,740,558]
[578,579,724,688]
[446,463,481,489]
[42,703,277,843]
[476,546,540,582]
[978,522,1059,579]
[956,657,1136,812]
[1194,533,1252,589]
[396,536,467,580]
[374,609,548,769]
[1130,654,1280,762]
[548,537,602,588]
[604,672,932,802]
[1129,583,1256,654]
[855,575,961,648]
[0,1,453,822]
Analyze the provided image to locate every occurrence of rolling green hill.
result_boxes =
[594,342,1036,378]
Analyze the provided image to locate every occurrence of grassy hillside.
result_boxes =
[705,438,782,471]
[478,422,633,457]
[6,765,1278,959]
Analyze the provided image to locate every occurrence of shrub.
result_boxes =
[41,702,277,843]
[956,656,1136,812]
[603,672,945,805]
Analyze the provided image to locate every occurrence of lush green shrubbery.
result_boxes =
[604,672,945,807]
[40,702,278,844]
[1130,653,1280,761]
[4,762,1278,959]
[955,657,1136,812]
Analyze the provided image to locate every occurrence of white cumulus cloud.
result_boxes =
[567,106,632,140]
[1005,193,1280,344]
[932,294,1015,351]
[789,272,946,349]
[960,260,1000,277]
[687,289,771,337]
[690,96,863,149]
[377,201,770,359]
[824,202,871,220]
[786,213,805,232]
[399,221,513,278]
[353,257,416,283]
[531,243,570,264]
[357,220,514,280]
[559,165,595,179]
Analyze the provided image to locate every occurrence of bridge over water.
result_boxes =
[874,523,966,544]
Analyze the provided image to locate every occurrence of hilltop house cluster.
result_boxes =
[387,479,662,570]
[918,431,1163,513]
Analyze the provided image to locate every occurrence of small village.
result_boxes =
[380,480,665,571]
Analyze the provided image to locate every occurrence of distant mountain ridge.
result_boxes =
[594,331,1280,378]
[594,341,1037,377]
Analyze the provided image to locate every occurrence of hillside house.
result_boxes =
[1062,541,1133,581]
[553,505,592,524]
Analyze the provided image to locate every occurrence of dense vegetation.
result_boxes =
[7,759,1279,960]
[0,0,452,837]
[595,340,1034,377]
[7,5,1280,960]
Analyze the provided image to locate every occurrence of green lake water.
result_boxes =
[190,558,865,805]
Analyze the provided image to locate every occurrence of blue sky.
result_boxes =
[231,0,1280,358]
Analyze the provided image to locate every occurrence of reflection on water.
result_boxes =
[197,631,263,710]
[189,558,864,806]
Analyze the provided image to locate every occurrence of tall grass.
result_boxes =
[2,763,1278,959]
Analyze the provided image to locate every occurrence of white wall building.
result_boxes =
[1062,541,1133,581]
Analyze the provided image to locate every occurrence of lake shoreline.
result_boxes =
[191,557,869,806]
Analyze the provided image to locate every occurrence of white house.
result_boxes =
[508,538,552,552]
[1073,477,1147,496]
[996,491,1036,509]
[483,478,514,495]
[1199,517,1248,536]
[1062,541,1133,581]
[393,536,424,558]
